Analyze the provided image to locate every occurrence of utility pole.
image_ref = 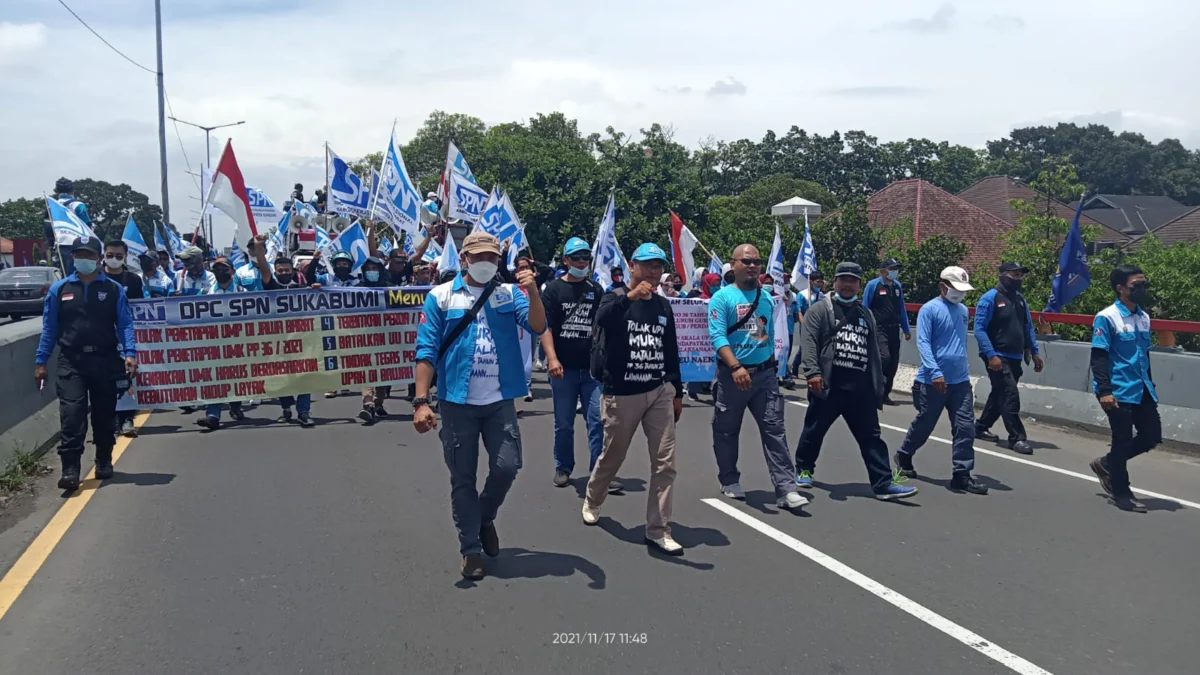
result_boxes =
[169,117,245,247]
[154,0,169,227]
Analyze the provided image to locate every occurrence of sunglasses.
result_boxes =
[105,254,125,260]
[568,254,593,262]
[737,258,765,266]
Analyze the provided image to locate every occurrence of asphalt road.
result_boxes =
[1,377,1198,675]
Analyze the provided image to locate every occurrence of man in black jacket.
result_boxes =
[582,243,684,555]
[103,240,145,438]
[974,262,1044,455]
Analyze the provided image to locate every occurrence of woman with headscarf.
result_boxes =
[657,273,681,298]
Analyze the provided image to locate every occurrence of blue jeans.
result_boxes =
[550,369,602,474]
[899,380,976,474]
[439,400,523,555]
[204,401,242,421]
[278,394,311,415]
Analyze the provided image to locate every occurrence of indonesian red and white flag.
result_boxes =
[670,211,700,293]
[204,140,258,237]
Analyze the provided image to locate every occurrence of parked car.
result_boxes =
[0,266,62,321]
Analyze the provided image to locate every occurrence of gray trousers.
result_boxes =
[712,365,797,496]
[439,400,523,556]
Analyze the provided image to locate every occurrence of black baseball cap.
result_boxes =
[834,262,864,280]
[389,249,407,260]
[70,236,103,255]
[999,261,1029,274]
[880,257,902,269]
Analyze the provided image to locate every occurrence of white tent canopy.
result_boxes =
[771,196,822,219]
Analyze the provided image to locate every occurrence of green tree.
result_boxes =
[879,217,971,303]
[401,111,487,192]
[0,198,47,239]
[70,178,163,242]
[808,200,881,273]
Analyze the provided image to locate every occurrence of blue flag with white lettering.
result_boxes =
[326,146,372,218]
[46,196,96,245]
[1045,200,1091,312]
[328,221,371,273]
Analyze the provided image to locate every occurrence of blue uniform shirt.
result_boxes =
[145,268,176,297]
[914,296,971,385]
[1091,300,1157,405]
[36,271,136,364]
[708,284,776,366]
[974,288,1039,360]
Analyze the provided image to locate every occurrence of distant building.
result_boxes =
[1127,207,1200,249]
[1069,194,1192,236]
[957,176,1130,244]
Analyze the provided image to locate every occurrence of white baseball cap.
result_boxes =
[940,266,974,291]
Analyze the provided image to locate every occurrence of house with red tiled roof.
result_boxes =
[866,179,1013,270]
[957,176,1130,244]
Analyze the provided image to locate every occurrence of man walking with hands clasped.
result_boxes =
[582,243,684,554]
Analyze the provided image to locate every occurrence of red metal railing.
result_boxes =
[904,303,1200,346]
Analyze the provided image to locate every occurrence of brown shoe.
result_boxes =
[461,554,485,580]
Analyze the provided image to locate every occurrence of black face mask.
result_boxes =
[334,264,352,277]
[276,273,294,286]
[1130,280,1150,304]
[673,283,684,292]
[1000,276,1023,293]
[186,263,204,277]
[213,269,232,284]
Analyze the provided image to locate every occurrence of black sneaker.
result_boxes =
[298,413,316,428]
[893,452,917,479]
[951,473,989,495]
[1011,440,1034,455]
[1110,494,1147,513]
[195,416,220,431]
[229,407,246,422]
[608,479,624,494]
[480,522,500,557]
[358,407,375,424]
[881,395,898,406]
[975,427,1000,443]
[277,409,293,424]
[553,470,570,488]
[461,554,485,580]
[375,405,389,419]
[1090,457,1112,496]
[180,406,196,414]
[58,457,81,491]
[95,460,114,481]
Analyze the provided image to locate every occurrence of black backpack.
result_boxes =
[589,287,627,382]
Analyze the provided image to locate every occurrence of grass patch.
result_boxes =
[0,448,48,495]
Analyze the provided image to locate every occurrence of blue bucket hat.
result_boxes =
[562,237,591,256]
[630,242,668,262]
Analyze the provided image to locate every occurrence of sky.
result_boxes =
[1,0,1198,247]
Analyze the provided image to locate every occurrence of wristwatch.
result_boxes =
[412,396,432,408]
[731,364,746,373]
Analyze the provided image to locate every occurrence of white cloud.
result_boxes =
[0,22,47,64]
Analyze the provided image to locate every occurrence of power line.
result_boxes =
[55,0,157,75]
[163,88,200,191]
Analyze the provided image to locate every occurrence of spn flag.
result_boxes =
[45,196,97,245]
[438,231,460,273]
[447,171,489,223]
[326,146,372,218]
[204,140,258,237]
[323,221,372,273]
[670,211,700,294]
[591,193,628,291]
[790,215,817,293]
[378,236,394,257]
[1045,199,1091,312]
[373,127,422,234]
[767,221,786,289]
[121,215,148,274]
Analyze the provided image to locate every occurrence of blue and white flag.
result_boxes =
[245,186,283,228]
[378,236,394,257]
[479,186,522,243]
[767,222,786,289]
[1046,199,1091,312]
[46,196,96,246]
[324,221,372,273]
[438,230,460,274]
[591,194,629,290]
[447,171,489,223]
[230,238,248,269]
[265,211,289,261]
[165,225,184,257]
[790,214,817,292]
[708,253,723,275]
[423,232,442,263]
[506,229,528,271]
[402,232,417,258]
[372,130,422,233]
[326,146,372,218]
[121,216,148,274]
[445,141,477,184]
[315,223,334,251]
[154,222,170,255]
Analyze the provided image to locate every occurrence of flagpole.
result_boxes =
[670,210,717,261]
[323,141,331,223]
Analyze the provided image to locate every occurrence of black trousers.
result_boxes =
[794,388,892,493]
[57,352,122,460]
[879,324,901,396]
[1103,387,1161,497]
[977,356,1026,443]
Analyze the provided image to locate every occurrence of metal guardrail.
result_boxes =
[904,303,1200,346]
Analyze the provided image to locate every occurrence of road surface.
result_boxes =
[1,378,1198,675]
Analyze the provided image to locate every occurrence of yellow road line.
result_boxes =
[0,410,151,623]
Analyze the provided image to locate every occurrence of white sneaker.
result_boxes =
[721,483,746,500]
[581,503,600,525]
[777,491,810,510]
[646,534,683,555]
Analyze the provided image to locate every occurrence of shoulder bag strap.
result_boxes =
[726,287,763,335]
[437,281,497,361]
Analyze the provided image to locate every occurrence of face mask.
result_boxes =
[1129,280,1149,304]
[612,277,623,285]
[944,288,966,304]
[334,264,351,277]
[104,256,124,271]
[214,270,233,283]
[468,261,498,284]
[74,258,98,275]
[835,291,857,304]
[1001,276,1023,292]
[186,263,204,277]
[673,284,684,292]
[887,269,900,281]
[567,265,590,279]
[276,273,294,286]
[365,270,381,282]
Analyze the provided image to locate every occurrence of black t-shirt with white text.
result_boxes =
[832,301,872,394]
[594,291,682,397]
[542,277,603,370]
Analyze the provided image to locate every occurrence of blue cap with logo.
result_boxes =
[562,237,591,256]
[631,242,668,262]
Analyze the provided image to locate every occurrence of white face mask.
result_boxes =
[104,256,124,270]
[567,265,590,278]
[944,288,966,304]
[467,261,498,284]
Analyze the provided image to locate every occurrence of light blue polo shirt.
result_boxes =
[1091,300,1158,404]
[708,284,775,366]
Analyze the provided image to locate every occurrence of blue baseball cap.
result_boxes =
[630,242,668,262]
[562,237,591,256]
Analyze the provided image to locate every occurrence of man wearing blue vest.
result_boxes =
[413,231,545,580]
[35,236,137,491]
[1089,265,1160,513]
